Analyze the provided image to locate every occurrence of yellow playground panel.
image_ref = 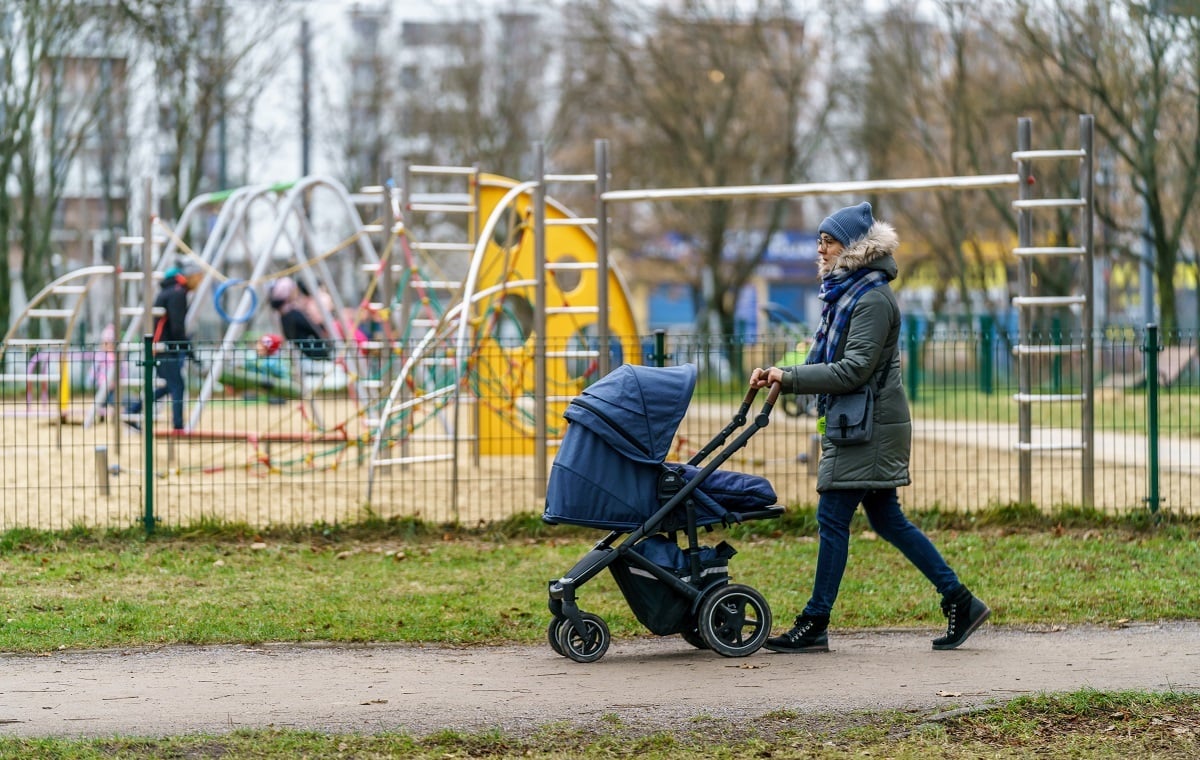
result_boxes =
[473,175,640,455]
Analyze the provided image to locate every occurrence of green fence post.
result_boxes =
[979,314,994,395]
[905,314,919,403]
[142,334,156,535]
[652,329,668,368]
[1143,324,1161,514]
[1051,313,1063,394]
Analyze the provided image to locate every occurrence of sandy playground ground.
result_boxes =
[2,395,1198,531]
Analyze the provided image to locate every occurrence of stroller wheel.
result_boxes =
[697,584,772,658]
[556,613,610,663]
[547,618,567,656]
[680,627,709,650]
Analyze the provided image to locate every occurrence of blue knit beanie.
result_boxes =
[818,202,875,246]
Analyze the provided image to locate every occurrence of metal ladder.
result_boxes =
[363,164,482,492]
[531,142,608,496]
[1011,115,1095,506]
[0,254,156,429]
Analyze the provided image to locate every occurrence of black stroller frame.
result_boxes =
[546,382,785,663]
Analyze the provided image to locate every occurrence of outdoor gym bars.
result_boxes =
[599,173,1021,205]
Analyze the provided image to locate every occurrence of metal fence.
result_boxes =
[1,327,1196,531]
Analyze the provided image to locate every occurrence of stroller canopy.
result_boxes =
[545,363,777,531]
[562,363,696,465]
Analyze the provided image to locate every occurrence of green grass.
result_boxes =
[0,690,1195,758]
[1,512,1198,757]
[1,509,1198,652]
[907,384,1200,433]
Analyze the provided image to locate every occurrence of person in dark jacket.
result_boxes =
[268,277,332,361]
[127,261,204,431]
[750,202,990,653]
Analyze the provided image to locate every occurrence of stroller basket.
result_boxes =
[610,535,736,635]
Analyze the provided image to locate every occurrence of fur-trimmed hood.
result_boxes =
[819,221,900,280]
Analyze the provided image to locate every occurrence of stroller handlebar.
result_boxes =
[742,380,782,410]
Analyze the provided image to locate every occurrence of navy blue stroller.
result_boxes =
[543,363,785,663]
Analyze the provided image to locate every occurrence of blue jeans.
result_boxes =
[802,488,960,617]
[128,353,187,430]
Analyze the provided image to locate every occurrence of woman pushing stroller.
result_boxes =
[750,202,990,654]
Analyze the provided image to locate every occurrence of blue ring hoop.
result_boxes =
[214,279,258,324]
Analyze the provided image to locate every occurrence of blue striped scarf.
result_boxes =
[806,268,888,367]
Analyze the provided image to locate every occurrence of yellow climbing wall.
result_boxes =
[473,175,641,455]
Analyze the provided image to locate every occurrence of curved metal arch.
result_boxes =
[187,176,385,431]
[367,180,539,500]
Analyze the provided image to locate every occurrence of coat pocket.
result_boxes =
[825,387,874,446]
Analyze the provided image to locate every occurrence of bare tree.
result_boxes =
[117,0,294,220]
[551,0,836,350]
[850,0,1049,336]
[328,6,393,189]
[0,0,97,336]
[403,12,547,177]
[1009,0,1200,337]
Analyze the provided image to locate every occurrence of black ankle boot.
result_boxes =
[932,585,990,650]
[764,614,830,653]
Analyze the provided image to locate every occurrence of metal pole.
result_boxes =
[1144,323,1161,514]
[100,46,121,458]
[470,163,482,467]
[979,314,994,395]
[1079,114,1096,508]
[300,16,311,177]
[395,161,413,478]
[95,446,110,497]
[141,178,155,335]
[142,334,155,535]
[1016,118,1033,505]
[380,161,395,394]
[111,262,121,458]
[533,144,548,499]
[601,174,1019,205]
[905,315,920,403]
[594,140,611,377]
[1141,199,1155,328]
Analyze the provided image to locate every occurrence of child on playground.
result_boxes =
[247,333,289,404]
[268,277,332,361]
[91,323,120,418]
[126,261,203,431]
[251,334,287,378]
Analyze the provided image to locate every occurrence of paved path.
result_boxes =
[2,622,1198,739]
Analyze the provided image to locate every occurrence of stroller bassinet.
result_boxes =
[543,363,785,662]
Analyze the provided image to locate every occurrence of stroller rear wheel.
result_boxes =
[557,612,611,663]
[680,626,709,650]
[697,584,772,657]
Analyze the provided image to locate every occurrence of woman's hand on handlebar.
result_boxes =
[750,366,784,390]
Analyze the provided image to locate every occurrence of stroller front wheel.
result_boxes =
[547,618,567,656]
[557,613,611,663]
[697,584,772,657]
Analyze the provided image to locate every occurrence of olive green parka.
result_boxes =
[779,221,911,492]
